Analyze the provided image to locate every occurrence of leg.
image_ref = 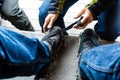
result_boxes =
[79,43,120,80]
[0,26,63,79]
[77,28,99,80]
[39,0,78,35]
[94,0,120,41]
[0,0,34,31]
[0,27,49,78]
[78,29,120,80]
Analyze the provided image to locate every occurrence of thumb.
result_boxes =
[47,18,55,29]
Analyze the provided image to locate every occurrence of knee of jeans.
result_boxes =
[100,35,117,41]
[96,32,118,41]
[94,28,118,41]
[2,8,23,18]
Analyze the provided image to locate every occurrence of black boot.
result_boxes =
[77,28,99,80]
[78,28,100,57]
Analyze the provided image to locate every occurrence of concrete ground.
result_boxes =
[1,0,120,80]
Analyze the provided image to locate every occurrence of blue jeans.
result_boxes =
[0,27,50,79]
[94,0,120,41]
[39,0,78,35]
[79,43,120,80]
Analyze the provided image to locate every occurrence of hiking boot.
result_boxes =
[42,26,64,54]
[34,26,64,80]
[77,28,99,80]
[78,28,100,57]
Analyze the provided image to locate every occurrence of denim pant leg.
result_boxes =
[39,0,78,34]
[0,0,34,31]
[0,27,50,79]
[94,0,120,41]
[79,43,120,80]
[39,0,50,32]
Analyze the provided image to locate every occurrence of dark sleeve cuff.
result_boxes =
[88,4,100,19]
[88,0,115,19]
[48,0,64,14]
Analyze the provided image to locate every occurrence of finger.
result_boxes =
[73,24,84,29]
[73,24,83,29]
[73,24,78,28]
[76,16,84,26]
[80,16,88,27]
[81,22,89,29]
[73,19,89,29]
[47,18,55,29]
[79,20,90,29]
[43,19,50,33]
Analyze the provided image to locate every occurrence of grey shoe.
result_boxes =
[42,26,64,54]
[34,26,64,80]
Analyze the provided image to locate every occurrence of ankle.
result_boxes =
[43,41,52,53]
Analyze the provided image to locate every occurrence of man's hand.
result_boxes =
[43,13,59,33]
[73,7,94,29]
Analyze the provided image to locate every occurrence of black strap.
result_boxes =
[49,16,83,36]
[60,16,83,32]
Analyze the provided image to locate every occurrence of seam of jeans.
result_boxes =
[80,59,118,73]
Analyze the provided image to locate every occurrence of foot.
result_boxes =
[35,26,64,80]
[77,28,99,80]
[42,26,64,54]
[78,28,99,57]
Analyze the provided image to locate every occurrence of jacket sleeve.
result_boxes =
[48,0,65,14]
[86,0,116,19]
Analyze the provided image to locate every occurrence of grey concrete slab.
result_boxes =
[48,36,79,80]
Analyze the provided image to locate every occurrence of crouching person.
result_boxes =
[77,28,120,80]
[0,26,64,80]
